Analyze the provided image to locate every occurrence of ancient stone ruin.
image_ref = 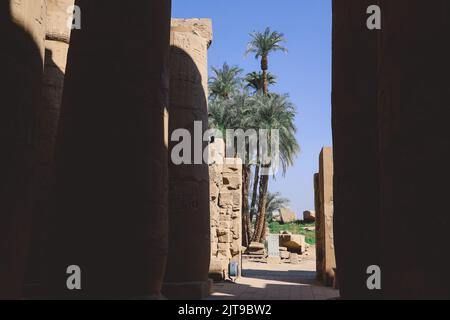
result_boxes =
[163,18,213,300]
[278,207,297,224]
[314,147,336,287]
[208,139,242,281]
[2,0,450,301]
[303,210,316,223]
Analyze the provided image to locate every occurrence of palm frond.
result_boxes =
[208,62,243,100]
[245,71,277,92]
[245,27,288,59]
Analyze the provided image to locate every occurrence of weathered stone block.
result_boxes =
[211,242,218,256]
[217,243,230,252]
[317,147,336,286]
[210,202,219,219]
[279,232,306,254]
[303,210,316,223]
[231,219,240,232]
[218,192,233,207]
[279,208,297,224]
[211,227,217,239]
[222,176,241,190]
[219,216,231,224]
[210,182,219,201]
[216,228,228,236]
[230,241,240,256]
[209,257,225,281]
[218,221,231,229]
[249,242,265,250]
[290,253,300,265]
[280,251,290,260]
[217,251,231,260]
[218,232,232,243]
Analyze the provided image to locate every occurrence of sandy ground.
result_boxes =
[208,245,340,300]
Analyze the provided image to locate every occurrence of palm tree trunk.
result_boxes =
[262,70,269,96]
[242,165,252,247]
[252,54,270,244]
[252,165,270,243]
[249,164,260,221]
[261,55,269,95]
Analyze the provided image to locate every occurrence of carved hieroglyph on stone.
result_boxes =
[208,139,243,281]
[163,19,213,299]
[314,147,336,287]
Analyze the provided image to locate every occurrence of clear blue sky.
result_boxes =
[173,0,332,218]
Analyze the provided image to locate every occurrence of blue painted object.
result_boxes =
[229,261,239,278]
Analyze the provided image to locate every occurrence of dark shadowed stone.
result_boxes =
[43,0,172,299]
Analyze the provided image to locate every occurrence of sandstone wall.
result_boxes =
[314,147,336,287]
[163,18,213,299]
[209,140,242,281]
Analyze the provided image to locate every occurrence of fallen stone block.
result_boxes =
[279,208,297,224]
[279,232,306,254]
[249,242,265,250]
[303,210,316,223]
[290,253,300,265]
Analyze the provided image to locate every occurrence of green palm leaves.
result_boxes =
[246,27,288,69]
[208,27,297,243]
[245,71,277,93]
[209,62,243,100]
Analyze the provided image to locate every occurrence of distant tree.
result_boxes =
[249,94,300,243]
[245,71,277,93]
[246,27,287,96]
[209,62,243,100]
[246,28,288,225]
[265,192,290,222]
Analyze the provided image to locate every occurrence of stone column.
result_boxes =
[313,173,323,281]
[332,0,382,299]
[377,0,450,298]
[163,19,213,299]
[0,0,46,299]
[333,0,450,299]
[44,0,171,299]
[25,0,75,296]
[315,147,336,286]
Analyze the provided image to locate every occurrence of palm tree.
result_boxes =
[209,62,243,100]
[208,97,232,136]
[246,28,287,226]
[250,94,300,243]
[246,27,287,95]
[208,92,255,247]
[265,192,290,222]
[245,71,277,93]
